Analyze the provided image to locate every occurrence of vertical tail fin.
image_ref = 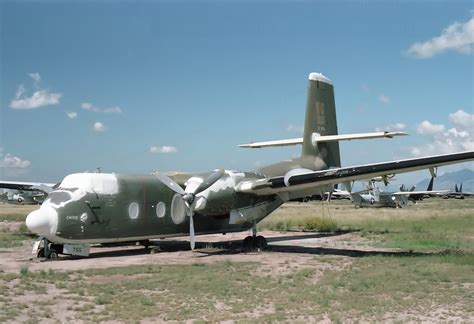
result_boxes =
[302,73,341,168]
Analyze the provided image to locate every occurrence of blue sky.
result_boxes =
[1,1,473,185]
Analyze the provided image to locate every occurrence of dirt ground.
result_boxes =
[0,230,382,274]
[1,203,472,322]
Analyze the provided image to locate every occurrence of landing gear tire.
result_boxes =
[242,235,267,252]
[37,248,58,260]
[48,249,58,260]
[243,236,253,252]
[255,235,267,251]
[37,248,45,258]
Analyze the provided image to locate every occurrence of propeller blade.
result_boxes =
[189,210,195,250]
[156,173,185,195]
[192,169,225,195]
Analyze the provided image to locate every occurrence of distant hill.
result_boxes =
[416,168,474,193]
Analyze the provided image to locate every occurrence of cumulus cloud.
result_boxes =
[406,17,474,58]
[93,122,107,132]
[375,123,406,132]
[0,153,31,169]
[66,112,78,119]
[416,121,445,135]
[410,110,474,157]
[449,109,474,130]
[286,124,304,134]
[81,102,122,114]
[10,73,62,110]
[378,94,390,104]
[28,72,41,83]
[149,146,178,154]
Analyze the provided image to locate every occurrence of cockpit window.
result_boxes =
[59,173,119,195]
[47,191,73,205]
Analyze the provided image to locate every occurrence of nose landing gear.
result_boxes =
[33,237,62,260]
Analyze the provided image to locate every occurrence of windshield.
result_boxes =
[59,173,119,195]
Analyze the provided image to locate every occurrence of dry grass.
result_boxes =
[0,204,37,222]
[0,198,473,322]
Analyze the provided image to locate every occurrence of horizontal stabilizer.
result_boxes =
[238,138,303,148]
[238,131,408,148]
[312,131,408,143]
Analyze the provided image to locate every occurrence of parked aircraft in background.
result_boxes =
[393,177,450,203]
[0,181,56,204]
[442,183,474,199]
[10,72,474,260]
[351,175,453,207]
[350,179,409,208]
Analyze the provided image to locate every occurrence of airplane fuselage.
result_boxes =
[26,171,282,244]
[351,192,408,208]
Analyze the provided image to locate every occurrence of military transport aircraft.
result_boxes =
[14,72,474,259]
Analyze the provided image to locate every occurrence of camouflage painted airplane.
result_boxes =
[21,72,474,259]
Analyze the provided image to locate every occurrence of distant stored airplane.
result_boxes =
[350,179,409,208]
[0,181,55,205]
[9,72,474,259]
[351,176,451,207]
[442,183,474,199]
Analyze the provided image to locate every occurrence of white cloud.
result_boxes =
[410,110,474,157]
[416,121,445,135]
[93,122,107,132]
[286,124,304,134]
[375,123,406,132]
[10,74,62,109]
[378,94,390,104]
[28,72,41,83]
[149,146,178,154]
[0,153,31,169]
[81,102,122,114]
[66,112,78,119]
[406,17,474,58]
[449,109,474,130]
[10,89,62,110]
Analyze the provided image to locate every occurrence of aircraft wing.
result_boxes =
[236,151,474,196]
[0,181,56,194]
[392,190,450,196]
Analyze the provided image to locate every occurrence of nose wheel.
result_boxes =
[35,238,61,260]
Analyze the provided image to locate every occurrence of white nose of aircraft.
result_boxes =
[25,205,58,237]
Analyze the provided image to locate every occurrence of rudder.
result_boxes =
[301,72,341,168]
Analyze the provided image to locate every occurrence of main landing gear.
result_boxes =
[242,222,268,252]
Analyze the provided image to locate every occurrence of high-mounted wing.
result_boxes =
[236,151,474,196]
[0,181,56,194]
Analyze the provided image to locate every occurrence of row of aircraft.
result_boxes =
[1,72,473,259]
